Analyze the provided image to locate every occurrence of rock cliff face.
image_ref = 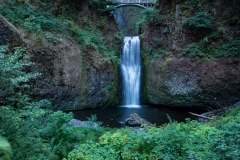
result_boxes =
[0,10,120,110]
[2,0,240,110]
[141,0,240,108]
[146,57,240,107]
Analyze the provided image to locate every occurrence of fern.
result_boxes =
[185,12,214,28]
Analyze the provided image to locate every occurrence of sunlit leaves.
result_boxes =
[67,107,240,160]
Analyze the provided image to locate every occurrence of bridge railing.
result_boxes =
[108,0,156,4]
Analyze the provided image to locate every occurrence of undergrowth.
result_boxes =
[182,40,240,59]
[67,106,240,160]
[0,46,116,159]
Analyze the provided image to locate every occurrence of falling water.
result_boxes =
[120,36,141,108]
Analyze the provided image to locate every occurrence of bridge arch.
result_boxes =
[116,4,146,9]
[107,0,155,9]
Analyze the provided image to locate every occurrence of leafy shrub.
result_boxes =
[211,106,240,160]
[89,0,116,14]
[0,103,75,160]
[182,37,240,59]
[185,12,214,29]
[0,46,40,107]
[45,34,61,44]
[200,32,219,46]
[67,119,220,160]
[182,43,205,59]
[0,136,12,160]
[215,40,240,57]
[67,106,240,160]
[0,2,60,32]
[136,8,163,31]
[0,45,112,159]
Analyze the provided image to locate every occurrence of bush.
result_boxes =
[185,12,214,29]
[136,8,163,31]
[67,107,240,160]
[89,0,116,14]
[216,40,240,57]
[0,2,60,32]
[182,38,240,59]
[0,136,12,160]
[211,106,240,159]
[0,46,40,107]
[67,120,220,160]
[182,43,205,59]
[0,45,74,159]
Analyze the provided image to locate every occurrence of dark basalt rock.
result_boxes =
[0,14,119,110]
[0,16,25,49]
[125,113,153,127]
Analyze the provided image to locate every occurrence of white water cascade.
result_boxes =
[120,36,141,108]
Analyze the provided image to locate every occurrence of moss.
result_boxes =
[182,10,190,17]
[174,96,187,104]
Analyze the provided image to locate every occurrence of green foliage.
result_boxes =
[136,7,163,31]
[67,107,240,160]
[0,103,75,160]
[182,43,205,59]
[86,114,103,127]
[182,0,202,11]
[200,32,219,46]
[89,0,116,14]
[1,45,239,160]
[0,46,113,159]
[215,40,240,57]
[185,12,214,29]
[0,46,40,107]
[0,0,120,64]
[211,106,240,159]
[182,32,240,59]
[0,2,60,32]
[67,120,220,159]
[60,19,119,63]
[0,136,12,160]
[0,103,112,159]
[45,34,61,44]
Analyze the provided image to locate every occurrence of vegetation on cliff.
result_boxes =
[0,0,123,109]
[139,0,240,59]
[0,0,121,63]
[138,0,240,107]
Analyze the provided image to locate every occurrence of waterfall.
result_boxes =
[120,36,141,108]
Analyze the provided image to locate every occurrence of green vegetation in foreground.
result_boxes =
[0,46,115,159]
[67,106,240,160]
[0,45,239,160]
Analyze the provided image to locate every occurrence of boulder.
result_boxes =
[144,57,240,108]
[69,119,99,128]
[125,113,153,127]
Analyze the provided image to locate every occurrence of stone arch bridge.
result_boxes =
[108,0,156,8]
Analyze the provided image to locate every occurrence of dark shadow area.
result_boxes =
[114,6,143,36]
[66,105,206,128]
